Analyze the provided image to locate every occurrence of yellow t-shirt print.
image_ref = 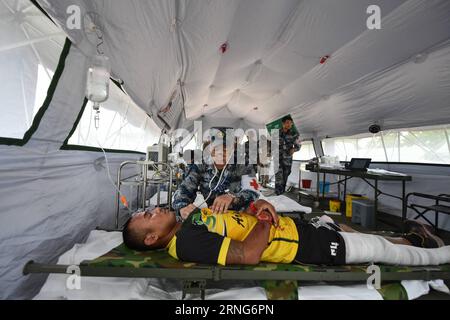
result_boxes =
[198,208,299,264]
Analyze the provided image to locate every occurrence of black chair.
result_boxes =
[405,193,450,232]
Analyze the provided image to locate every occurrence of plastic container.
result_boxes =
[301,179,312,189]
[86,54,111,103]
[345,194,367,218]
[318,181,330,194]
[329,199,341,212]
[352,199,375,229]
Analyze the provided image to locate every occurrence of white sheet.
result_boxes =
[192,193,313,213]
[35,230,446,300]
[34,230,267,300]
[259,194,312,214]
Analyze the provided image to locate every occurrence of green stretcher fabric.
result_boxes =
[81,243,450,274]
[79,243,449,300]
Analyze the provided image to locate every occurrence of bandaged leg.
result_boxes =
[340,232,450,265]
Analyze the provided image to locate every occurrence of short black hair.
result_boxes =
[122,217,152,251]
[281,115,293,123]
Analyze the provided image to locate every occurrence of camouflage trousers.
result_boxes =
[275,159,292,195]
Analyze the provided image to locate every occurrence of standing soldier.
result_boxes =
[275,116,301,195]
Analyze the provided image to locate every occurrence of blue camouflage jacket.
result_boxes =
[172,163,259,212]
[279,129,301,161]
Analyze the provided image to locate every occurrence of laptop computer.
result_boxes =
[344,158,372,171]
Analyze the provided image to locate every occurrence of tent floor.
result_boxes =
[284,189,450,300]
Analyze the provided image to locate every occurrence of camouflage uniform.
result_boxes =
[275,129,301,195]
[172,163,259,214]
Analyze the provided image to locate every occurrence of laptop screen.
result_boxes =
[349,158,371,170]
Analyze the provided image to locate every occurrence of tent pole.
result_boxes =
[407,131,446,163]
[19,24,52,80]
[24,22,64,49]
[380,132,389,162]
[21,3,35,13]
[445,128,450,156]
[0,32,64,53]
[19,65,30,127]
[1,0,15,13]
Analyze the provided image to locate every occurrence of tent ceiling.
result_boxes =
[1,0,65,67]
[37,0,450,137]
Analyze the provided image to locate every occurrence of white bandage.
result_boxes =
[339,232,450,265]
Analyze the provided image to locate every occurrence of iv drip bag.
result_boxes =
[86,54,111,103]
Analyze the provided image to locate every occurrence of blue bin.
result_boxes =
[318,181,330,194]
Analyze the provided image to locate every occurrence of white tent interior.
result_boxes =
[0,0,450,299]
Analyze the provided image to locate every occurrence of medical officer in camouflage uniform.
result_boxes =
[173,127,277,221]
[275,116,301,195]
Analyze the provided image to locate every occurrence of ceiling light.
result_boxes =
[413,53,428,64]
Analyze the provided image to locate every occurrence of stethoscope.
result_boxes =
[194,144,235,209]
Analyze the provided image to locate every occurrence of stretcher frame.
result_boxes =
[23,260,450,299]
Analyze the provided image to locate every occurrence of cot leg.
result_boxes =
[261,280,298,300]
[343,177,347,214]
[374,178,378,230]
[322,173,326,199]
[401,180,406,233]
[182,280,206,300]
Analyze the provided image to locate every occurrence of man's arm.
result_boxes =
[231,189,259,211]
[292,134,301,153]
[226,220,271,265]
[244,200,279,227]
[172,164,201,211]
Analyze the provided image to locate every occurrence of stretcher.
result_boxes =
[24,242,450,300]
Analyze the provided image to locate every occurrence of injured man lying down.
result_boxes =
[122,204,450,267]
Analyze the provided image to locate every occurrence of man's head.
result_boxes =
[122,207,177,251]
[208,127,236,168]
[281,116,294,131]
[210,143,234,168]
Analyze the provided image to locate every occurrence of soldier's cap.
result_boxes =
[208,127,236,149]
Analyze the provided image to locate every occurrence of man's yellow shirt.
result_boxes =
[166,208,299,265]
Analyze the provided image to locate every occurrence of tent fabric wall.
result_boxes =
[0,145,141,299]
[37,0,450,138]
[25,41,86,151]
[0,0,66,140]
[0,39,144,299]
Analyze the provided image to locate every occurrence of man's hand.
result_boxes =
[256,211,273,224]
[289,148,295,156]
[180,204,197,219]
[254,199,279,227]
[211,194,235,214]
